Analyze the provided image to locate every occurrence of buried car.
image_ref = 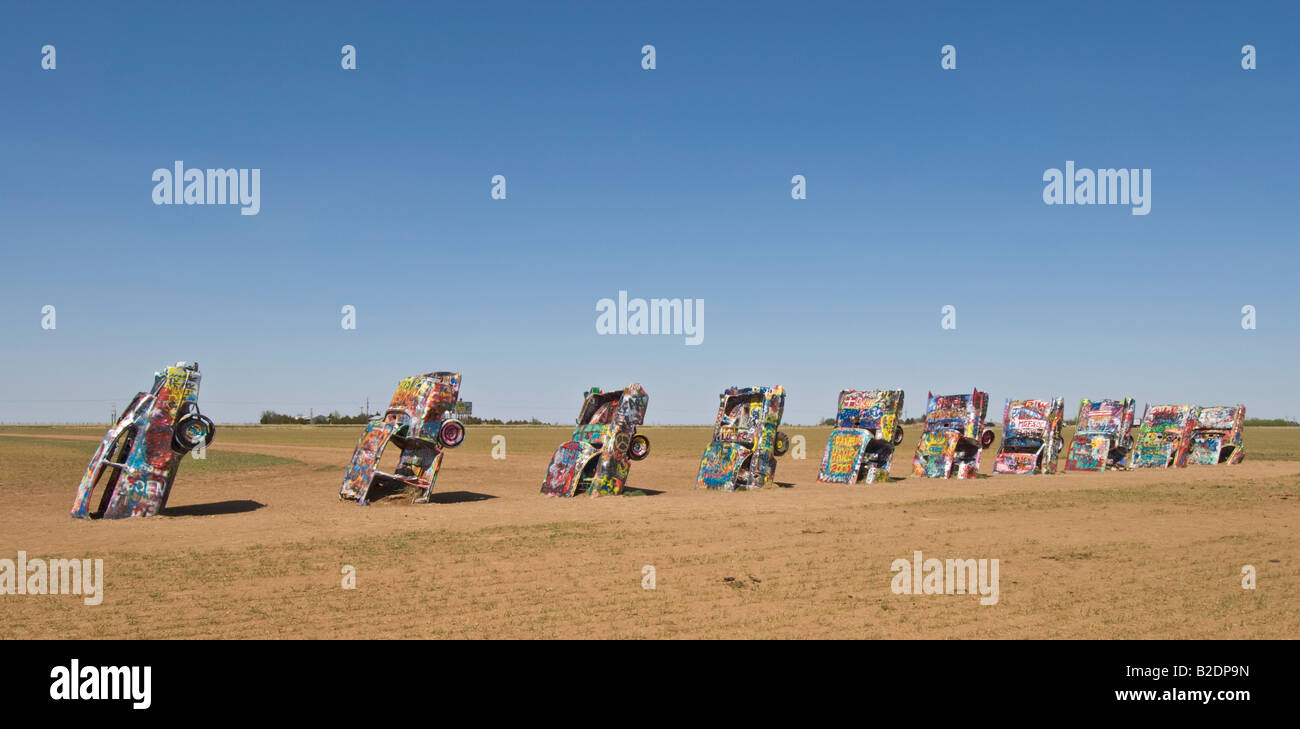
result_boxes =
[541,384,650,497]
[1188,405,1246,465]
[1064,398,1137,472]
[339,371,466,505]
[72,362,215,519]
[1130,404,1199,469]
[697,386,790,490]
[911,390,995,479]
[817,389,905,484]
[994,398,1066,474]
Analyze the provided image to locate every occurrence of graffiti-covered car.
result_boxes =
[818,389,905,484]
[1130,404,1199,468]
[1064,398,1136,472]
[994,398,1065,474]
[1188,405,1246,465]
[339,371,465,505]
[911,390,994,479]
[541,384,649,497]
[72,362,215,519]
[697,386,789,490]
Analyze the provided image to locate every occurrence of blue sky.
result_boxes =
[1,1,1296,425]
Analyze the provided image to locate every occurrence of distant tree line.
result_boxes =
[1244,418,1299,427]
[259,410,372,425]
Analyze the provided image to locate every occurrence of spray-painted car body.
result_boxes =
[1131,404,1199,468]
[339,372,465,505]
[1188,405,1246,465]
[1064,398,1136,472]
[72,362,215,519]
[818,389,905,484]
[911,390,994,479]
[697,386,789,490]
[994,398,1065,474]
[541,384,649,497]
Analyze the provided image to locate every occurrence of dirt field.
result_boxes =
[1,424,1296,639]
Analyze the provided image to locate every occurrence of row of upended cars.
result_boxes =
[71,365,1247,518]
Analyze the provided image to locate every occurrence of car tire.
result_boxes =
[892,426,905,446]
[774,432,790,457]
[172,413,215,453]
[628,434,650,461]
[437,419,466,449]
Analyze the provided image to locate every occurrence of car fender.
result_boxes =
[818,428,869,484]
[1065,433,1111,472]
[71,393,152,518]
[340,419,398,502]
[912,430,959,478]
[542,441,599,497]
[697,441,749,491]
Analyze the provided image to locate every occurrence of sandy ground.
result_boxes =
[0,426,1296,639]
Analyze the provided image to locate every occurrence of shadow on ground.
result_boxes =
[163,499,265,517]
[427,490,498,504]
